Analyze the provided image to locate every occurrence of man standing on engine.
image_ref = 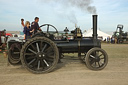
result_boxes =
[31,17,42,34]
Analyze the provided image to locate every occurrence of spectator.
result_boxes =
[107,36,110,43]
[115,37,117,44]
[21,18,25,27]
[104,38,106,41]
[112,37,115,43]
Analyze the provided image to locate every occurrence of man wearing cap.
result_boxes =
[31,17,42,34]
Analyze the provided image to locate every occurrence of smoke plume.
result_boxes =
[68,0,97,14]
[39,0,97,24]
[67,11,78,24]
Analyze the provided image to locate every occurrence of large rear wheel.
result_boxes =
[20,37,59,74]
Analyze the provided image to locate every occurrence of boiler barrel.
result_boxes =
[56,38,101,53]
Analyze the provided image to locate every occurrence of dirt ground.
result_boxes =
[0,44,128,85]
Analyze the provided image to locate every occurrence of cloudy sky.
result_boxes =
[0,0,128,32]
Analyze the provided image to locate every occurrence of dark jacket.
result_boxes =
[31,21,39,34]
[23,26,32,36]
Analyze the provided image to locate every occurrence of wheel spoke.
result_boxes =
[31,44,36,51]
[26,56,36,59]
[47,52,54,56]
[47,25,49,32]
[47,25,49,29]
[90,59,95,65]
[96,51,99,56]
[25,53,35,55]
[99,61,104,65]
[28,58,36,65]
[40,41,43,51]
[45,47,53,54]
[28,48,37,54]
[43,59,50,67]
[45,56,54,62]
[99,54,103,57]
[42,44,47,52]
[13,52,20,54]
[94,61,96,67]
[98,61,101,67]
[36,43,40,52]
[33,59,38,67]
[45,47,52,54]
[37,60,40,70]
[41,59,45,69]
[45,46,51,51]
[90,55,95,58]
[47,55,54,58]
[100,57,105,60]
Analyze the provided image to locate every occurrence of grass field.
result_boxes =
[102,44,128,58]
[0,52,7,66]
[0,43,128,85]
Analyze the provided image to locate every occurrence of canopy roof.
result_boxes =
[83,29,112,39]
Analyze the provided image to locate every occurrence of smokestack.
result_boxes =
[92,15,98,40]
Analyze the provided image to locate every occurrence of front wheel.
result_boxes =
[85,48,108,70]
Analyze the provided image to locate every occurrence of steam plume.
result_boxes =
[67,11,78,24]
[39,0,97,24]
[40,0,97,14]
[68,0,97,14]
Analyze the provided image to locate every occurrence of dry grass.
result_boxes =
[102,43,128,58]
[0,44,128,85]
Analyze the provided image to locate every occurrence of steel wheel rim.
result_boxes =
[88,50,106,69]
[9,43,21,61]
[23,40,56,72]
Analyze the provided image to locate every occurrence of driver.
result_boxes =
[31,17,42,34]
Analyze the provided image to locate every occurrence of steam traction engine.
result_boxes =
[7,15,108,74]
[113,24,128,43]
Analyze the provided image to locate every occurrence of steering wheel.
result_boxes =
[40,24,58,33]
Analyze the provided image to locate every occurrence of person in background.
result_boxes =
[115,37,117,44]
[107,36,110,43]
[104,38,106,42]
[21,18,25,35]
[23,21,34,39]
[111,37,113,43]
[31,17,42,34]
[21,18,25,27]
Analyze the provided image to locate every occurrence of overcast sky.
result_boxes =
[0,0,128,32]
